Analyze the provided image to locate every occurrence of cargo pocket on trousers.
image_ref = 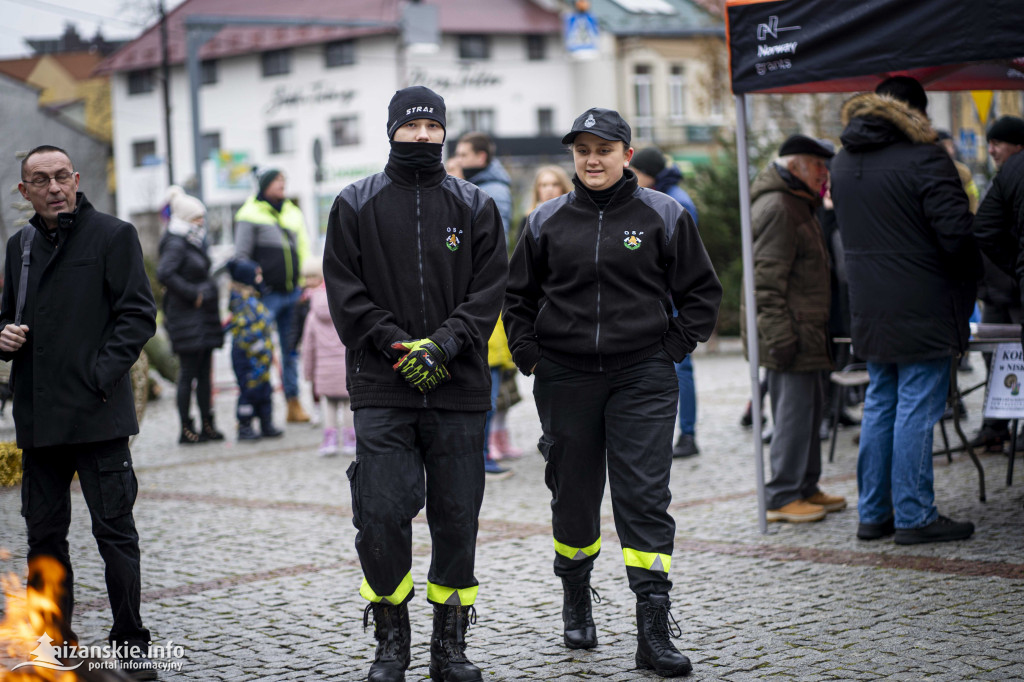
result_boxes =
[97,452,137,519]
[346,460,361,527]
[538,435,559,498]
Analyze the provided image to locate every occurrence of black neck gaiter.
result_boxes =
[582,175,628,209]
[389,141,444,171]
[462,165,485,182]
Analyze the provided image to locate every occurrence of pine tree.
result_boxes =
[692,135,778,335]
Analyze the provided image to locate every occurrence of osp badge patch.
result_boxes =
[623,230,644,250]
[446,227,463,251]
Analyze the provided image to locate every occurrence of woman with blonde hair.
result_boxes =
[486,165,574,467]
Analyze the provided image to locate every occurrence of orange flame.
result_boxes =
[0,555,78,681]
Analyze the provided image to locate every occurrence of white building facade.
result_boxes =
[102,0,574,246]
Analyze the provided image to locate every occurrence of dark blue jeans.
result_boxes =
[857,359,948,529]
[675,355,695,436]
[261,288,302,398]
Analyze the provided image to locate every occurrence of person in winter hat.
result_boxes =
[300,258,354,456]
[157,186,225,445]
[234,166,313,424]
[323,85,507,682]
[226,258,283,442]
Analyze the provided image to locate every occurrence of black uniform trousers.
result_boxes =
[21,437,150,646]
[348,407,486,606]
[533,351,678,596]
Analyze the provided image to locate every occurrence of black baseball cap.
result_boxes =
[562,107,631,146]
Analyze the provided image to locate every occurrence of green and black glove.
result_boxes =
[391,338,451,394]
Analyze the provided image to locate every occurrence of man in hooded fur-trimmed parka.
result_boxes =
[830,76,980,546]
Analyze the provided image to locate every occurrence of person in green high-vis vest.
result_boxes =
[234,169,313,423]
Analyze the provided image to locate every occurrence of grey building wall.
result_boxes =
[0,74,113,261]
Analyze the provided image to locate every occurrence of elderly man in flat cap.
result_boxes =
[744,134,847,524]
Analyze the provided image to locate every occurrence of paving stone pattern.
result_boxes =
[1,347,1022,680]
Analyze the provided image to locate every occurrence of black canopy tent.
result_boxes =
[724,0,1024,532]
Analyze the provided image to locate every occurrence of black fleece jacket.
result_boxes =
[323,154,508,411]
[504,169,721,374]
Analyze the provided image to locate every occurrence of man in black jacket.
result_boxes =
[831,77,978,546]
[0,145,158,678]
[324,87,507,682]
[969,116,1024,451]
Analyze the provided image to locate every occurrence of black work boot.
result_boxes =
[635,594,692,677]
[429,603,482,682]
[363,601,411,682]
[561,574,600,649]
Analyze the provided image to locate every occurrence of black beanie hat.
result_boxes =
[257,168,282,194]
[387,86,446,139]
[631,148,667,177]
[986,116,1024,145]
[228,258,260,287]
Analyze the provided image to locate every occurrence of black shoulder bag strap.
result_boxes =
[14,225,36,326]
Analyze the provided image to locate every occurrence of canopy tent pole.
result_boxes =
[734,93,768,534]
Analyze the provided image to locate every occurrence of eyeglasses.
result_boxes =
[22,171,75,188]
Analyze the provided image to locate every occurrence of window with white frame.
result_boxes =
[261,49,291,77]
[199,132,220,160]
[669,65,686,122]
[458,35,490,60]
[132,140,157,167]
[267,123,295,155]
[127,69,154,95]
[325,40,356,68]
[459,109,495,133]
[633,64,654,140]
[331,116,360,147]
[200,60,218,86]
[537,108,554,136]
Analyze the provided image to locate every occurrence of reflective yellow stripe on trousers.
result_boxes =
[360,572,414,605]
[427,582,479,606]
[553,536,602,561]
[622,548,671,574]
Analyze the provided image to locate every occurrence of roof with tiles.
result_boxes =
[586,0,722,35]
[97,0,562,74]
[0,52,106,83]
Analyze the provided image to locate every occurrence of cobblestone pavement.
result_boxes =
[1,346,1022,681]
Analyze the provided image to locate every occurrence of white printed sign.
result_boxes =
[983,343,1024,418]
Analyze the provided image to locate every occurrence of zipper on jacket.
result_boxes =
[415,170,429,408]
[594,209,604,371]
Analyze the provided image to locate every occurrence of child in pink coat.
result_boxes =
[301,262,353,456]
